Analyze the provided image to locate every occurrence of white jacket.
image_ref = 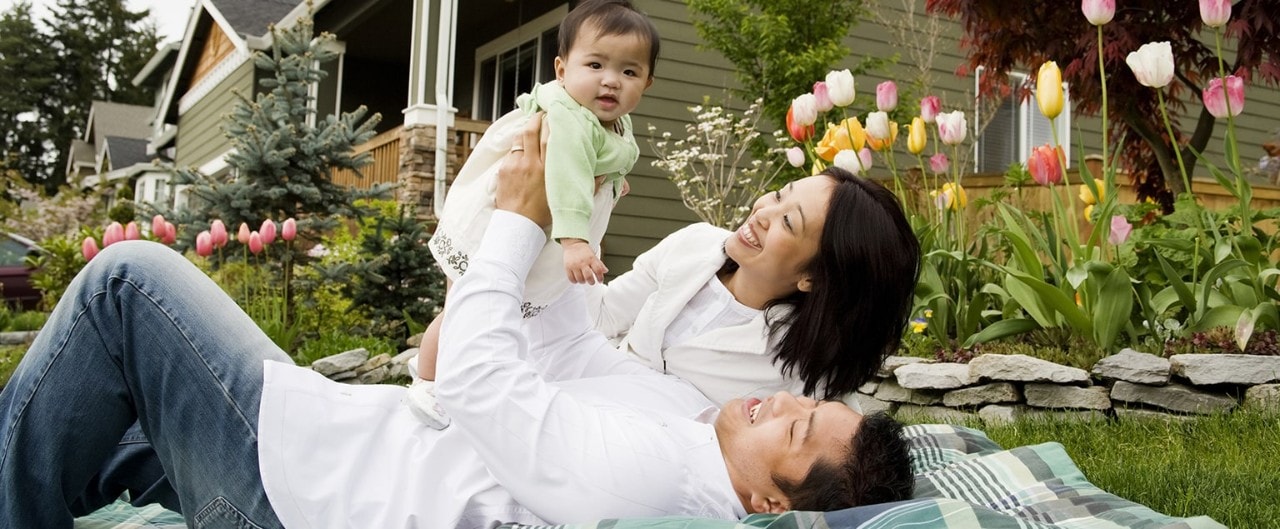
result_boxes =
[586,223,816,405]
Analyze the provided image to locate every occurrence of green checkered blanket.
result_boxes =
[76,425,1223,529]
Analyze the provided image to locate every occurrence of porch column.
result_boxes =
[399,0,457,219]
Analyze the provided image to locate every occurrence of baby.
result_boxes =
[413,0,659,427]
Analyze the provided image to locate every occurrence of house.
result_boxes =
[64,100,177,213]
[144,0,1280,275]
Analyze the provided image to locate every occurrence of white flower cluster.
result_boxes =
[647,98,785,229]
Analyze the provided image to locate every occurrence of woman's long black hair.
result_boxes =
[757,167,920,398]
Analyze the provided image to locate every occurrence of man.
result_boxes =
[0,115,912,528]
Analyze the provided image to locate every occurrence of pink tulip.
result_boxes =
[195,231,214,257]
[237,222,251,244]
[812,81,833,113]
[1203,75,1245,118]
[152,215,167,238]
[920,96,941,124]
[1199,0,1231,28]
[260,219,277,245]
[103,222,124,247]
[248,232,264,255]
[929,152,950,174]
[1109,215,1133,245]
[81,237,100,261]
[162,222,177,245]
[1081,0,1115,25]
[936,110,968,145]
[875,81,898,112]
[785,147,806,168]
[210,219,228,248]
[124,221,141,241]
[1028,144,1065,186]
[282,218,297,241]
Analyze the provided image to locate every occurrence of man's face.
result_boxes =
[715,392,863,514]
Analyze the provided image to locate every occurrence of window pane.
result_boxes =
[539,28,559,84]
[980,95,1021,174]
[478,57,497,120]
[494,39,537,118]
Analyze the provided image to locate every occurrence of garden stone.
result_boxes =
[845,393,893,416]
[1092,349,1170,385]
[970,354,1089,384]
[895,362,977,389]
[0,331,38,345]
[310,348,369,376]
[1024,384,1111,410]
[896,404,974,424]
[356,353,392,375]
[1114,407,1191,422]
[857,380,880,395]
[357,365,392,385]
[1170,354,1280,385]
[877,356,928,378]
[1244,384,1280,412]
[392,348,418,367]
[329,369,358,382]
[874,379,942,405]
[943,383,1020,408]
[1110,381,1236,414]
[978,404,1029,425]
[406,333,423,347]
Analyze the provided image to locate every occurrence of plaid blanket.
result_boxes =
[76,425,1223,529]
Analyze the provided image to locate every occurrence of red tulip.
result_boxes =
[248,232,264,255]
[237,222,251,244]
[260,219,277,245]
[210,219,228,248]
[82,237,100,261]
[195,231,214,257]
[281,218,297,241]
[162,222,177,245]
[124,221,141,241]
[103,222,124,247]
[1028,144,1065,186]
[785,106,816,143]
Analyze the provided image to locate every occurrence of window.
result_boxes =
[473,6,566,121]
[974,68,1072,174]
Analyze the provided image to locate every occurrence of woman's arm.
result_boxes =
[584,236,664,340]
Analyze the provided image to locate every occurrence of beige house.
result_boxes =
[140,0,1280,275]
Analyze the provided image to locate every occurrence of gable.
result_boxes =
[189,22,236,92]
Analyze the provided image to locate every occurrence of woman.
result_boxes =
[588,166,920,405]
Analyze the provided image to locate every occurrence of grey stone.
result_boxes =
[877,356,929,378]
[857,380,880,395]
[1244,384,1280,412]
[969,354,1090,384]
[392,348,419,366]
[943,383,1021,407]
[310,348,370,376]
[1024,384,1112,410]
[896,404,975,424]
[978,404,1029,425]
[356,353,392,375]
[1170,354,1280,385]
[895,362,977,390]
[0,331,38,345]
[874,379,942,405]
[406,333,424,347]
[329,369,358,381]
[357,365,392,385]
[1092,349,1171,385]
[845,393,893,415]
[1114,407,1192,422]
[1110,381,1237,414]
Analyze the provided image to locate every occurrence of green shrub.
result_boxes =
[294,330,397,367]
[0,345,26,390]
[5,310,46,332]
[28,231,90,311]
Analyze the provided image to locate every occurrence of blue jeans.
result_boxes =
[0,241,289,528]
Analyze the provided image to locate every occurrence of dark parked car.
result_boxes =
[0,232,43,310]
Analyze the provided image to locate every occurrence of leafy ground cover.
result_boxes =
[0,344,24,388]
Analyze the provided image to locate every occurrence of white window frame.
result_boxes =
[472,5,567,120]
[973,66,1072,174]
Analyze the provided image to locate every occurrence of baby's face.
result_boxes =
[554,28,652,128]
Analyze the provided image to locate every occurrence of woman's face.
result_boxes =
[724,175,835,296]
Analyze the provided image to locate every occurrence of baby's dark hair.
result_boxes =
[558,0,660,78]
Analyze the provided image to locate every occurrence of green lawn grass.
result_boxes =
[0,344,26,389]
[979,412,1280,529]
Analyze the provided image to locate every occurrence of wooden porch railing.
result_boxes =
[331,117,492,191]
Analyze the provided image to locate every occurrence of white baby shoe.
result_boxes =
[407,379,451,430]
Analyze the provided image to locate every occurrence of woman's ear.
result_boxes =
[796,275,813,293]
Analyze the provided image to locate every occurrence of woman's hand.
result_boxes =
[495,112,552,227]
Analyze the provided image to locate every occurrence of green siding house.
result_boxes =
[146,0,1280,274]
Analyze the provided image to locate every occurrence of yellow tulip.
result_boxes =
[907,117,927,154]
[932,182,968,211]
[1036,61,1063,120]
[1078,180,1105,205]
[867,121,899,152]
[815,118,866,162]
[1083,204,1095,222]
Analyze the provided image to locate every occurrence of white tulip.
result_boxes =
[825,69,856,107]
[1125,41,1175,89]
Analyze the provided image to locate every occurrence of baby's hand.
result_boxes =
[562,239,607,285]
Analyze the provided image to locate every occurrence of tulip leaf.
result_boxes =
[1155,253,1196,313]
[1235,306,1259,352]
[1198,259,1248,318]
[962,318,1040,349]
[997,206,1044,278]
[1092,268,1134,351]
[1066,265,1088,290]
[1213,240,1232,264]
[1191,305,1245,333]
[1152,286,1181,315]
[1005,274,1055,328]
[1007,270,1091,333]
[1147,238,1196,253]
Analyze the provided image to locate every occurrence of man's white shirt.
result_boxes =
[257,211,746,528]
